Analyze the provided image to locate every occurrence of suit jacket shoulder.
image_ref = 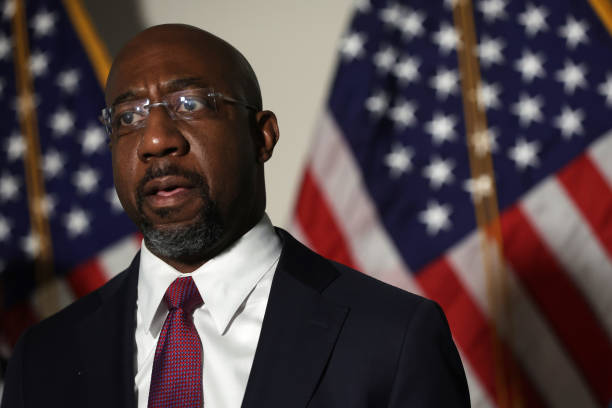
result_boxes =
[1,255,140,408]
[242,229,470,408]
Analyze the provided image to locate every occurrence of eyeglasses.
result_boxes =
[100,87,258,136]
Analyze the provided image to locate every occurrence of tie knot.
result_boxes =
[164,277,203,314]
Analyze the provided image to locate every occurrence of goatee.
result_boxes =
[135,164,224,261]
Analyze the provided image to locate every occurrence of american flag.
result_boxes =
[290,0,612,407]
[0,0,139,392]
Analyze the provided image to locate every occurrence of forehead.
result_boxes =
[106,31,238,104]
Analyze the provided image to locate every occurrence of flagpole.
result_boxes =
[452,0,523,406]
[12,0,58,316]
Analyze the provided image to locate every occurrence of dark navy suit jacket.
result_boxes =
[1,229,470,407]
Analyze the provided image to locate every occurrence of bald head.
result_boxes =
[106,24,262,111]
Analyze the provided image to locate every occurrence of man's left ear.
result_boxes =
[254,110,279,163]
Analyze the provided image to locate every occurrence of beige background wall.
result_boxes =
[85,0,355,226]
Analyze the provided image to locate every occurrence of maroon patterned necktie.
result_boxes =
[148,277,204,407]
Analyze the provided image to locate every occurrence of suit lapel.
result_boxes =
[76,254,139,408]
[241,231,349,408]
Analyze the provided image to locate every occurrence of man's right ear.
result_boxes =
[254,110,279,163]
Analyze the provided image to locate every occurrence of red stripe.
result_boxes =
[502,205,612,406]
[417,257,547,407]
[0,302,38,346]
[67,258,108,298]
[295,168,357,269]
[557,154,612,260]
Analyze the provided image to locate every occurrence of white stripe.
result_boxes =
[98,234,141,279]
[522,177,612,339]
[447,230,599,408]
[306,110,420,295]
[588,129,612,187]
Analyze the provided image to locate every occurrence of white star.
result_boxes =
[518,4,549,36]
[384,143,413,177]
[559,16,588,49]
[21,231,40,258]
[0,215,10,241]
[430,68,459,99]
[0,173,19,201]
[399,8,425,40]
[394,55,420,84]
[555,60,587,94]
[476,82,502,110]
[388,99,417,129]
[31,10,57,37]
[432,22,459,54]
[339,32,367,61]
[419,201,453,235]
[81,125,106,154]
[29,50,49,77]
[554,106,585,139]
[106,188,123,212]
[64,207,91,238]
[425,112,458,144]
[73,166,100,194]
[508,138,540,170]
[49,108,75,136]
[511,93,544,127]
[56,69,80,94]
[380,3,403,27]
[514,49,545,82]
[477,36,504,67]
[5,132,25,161]
[464,174,493,202]
[41,149,65,178]
[0,34,11,60]
[354,0,371,13]
[365,90,389,116]
[471,127,499,156]
[2,0,15,20]
[478,0,507,22]
[423,156,455,189]
[598,74,612,106]
[373,45,397,73]
[38,193,58,217]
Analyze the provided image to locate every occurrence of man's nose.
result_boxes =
[137,106,189,161]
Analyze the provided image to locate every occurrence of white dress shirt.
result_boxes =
[134,214,282,408]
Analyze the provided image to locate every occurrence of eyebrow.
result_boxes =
[109,77,209,107]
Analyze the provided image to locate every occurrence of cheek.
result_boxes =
[110,142,139,211]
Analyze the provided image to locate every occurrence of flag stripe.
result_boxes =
[67,258,108,298]
[557,155,612,261]
[98,233,141,280]
[522,176,612,339]
[295,168,357,269]
[417,257,548,408]
[307,112,420,294]
[501,206,612,406]
[448,230,600,408]
[588,130,612,187]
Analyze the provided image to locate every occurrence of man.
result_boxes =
[1,24,470,407]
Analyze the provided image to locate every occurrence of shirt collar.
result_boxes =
[137,213,282,335]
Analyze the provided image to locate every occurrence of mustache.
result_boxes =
[136,163,208,201]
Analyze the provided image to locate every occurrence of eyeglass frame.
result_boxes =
[100,87,259,136]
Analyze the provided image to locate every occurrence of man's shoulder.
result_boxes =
[277,229,434,323]
[20,254,138,345]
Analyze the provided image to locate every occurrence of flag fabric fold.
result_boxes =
[291,1,612,407]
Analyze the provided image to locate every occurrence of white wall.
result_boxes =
[137,0,355,226]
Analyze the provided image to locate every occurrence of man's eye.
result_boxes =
[176,96,214,113]
[114,111,145,128]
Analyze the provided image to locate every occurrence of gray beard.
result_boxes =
[135,164,225,261]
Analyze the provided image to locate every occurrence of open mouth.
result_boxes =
[142,175,198,208]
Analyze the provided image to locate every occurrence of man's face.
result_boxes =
[105,28,271,267]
